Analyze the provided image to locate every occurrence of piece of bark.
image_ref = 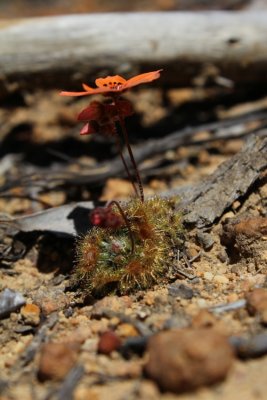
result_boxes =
[177,134,267,227]
[1,11,267,93]
[0,289,26,319]
[13,201,96,236]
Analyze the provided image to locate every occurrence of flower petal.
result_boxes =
[125,70,162,89]
[95,75,126,90]
[82,83,94,91]
[77,102,103,121]
[80,122,98,135]
[60,70,162,98]
[59,90,91,97]
[80,123,90,135]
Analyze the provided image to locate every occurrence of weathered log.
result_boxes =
[0,0,252,19]
[1,11,267,93]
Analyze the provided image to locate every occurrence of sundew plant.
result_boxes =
[60,70,184,295]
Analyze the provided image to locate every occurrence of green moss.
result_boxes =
[75,197,184,295]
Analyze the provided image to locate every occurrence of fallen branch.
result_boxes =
[0,110,266,194]
[2,134,265,239]
[56,365,85,400]
[1,11,267,93]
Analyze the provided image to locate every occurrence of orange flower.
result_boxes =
[60,70,162,97]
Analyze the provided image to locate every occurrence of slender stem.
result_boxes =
[114,133,139,198]
[114,103,144,202]
[108,200,135,255]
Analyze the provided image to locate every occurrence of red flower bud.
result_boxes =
[90,208,106,226]
[90,207,125,230]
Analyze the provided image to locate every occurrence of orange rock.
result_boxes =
[91,295,132,318]
[234,217,267,237]
[116,323,139,338]
[222,216,267,242]
[38,342,79,381]
[144,328,234,393]
[246,288,267,315]
[40,299,59,315]
[20,303,40,326]
[221,217,267,269]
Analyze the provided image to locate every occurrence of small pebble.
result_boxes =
[221,211,235,222]
[195,298,208,308]
[196,231,214,250]
[232,200,241,211]
[63,307,74,318]
[14,325,34,334]
[38,342,79,381]
[213,275,229,285]
[203,272,213,281]
[185,243,201,259]
[91,296,132,318]
[116,323,139,338]
[168,283,194,299]
[227,293,239,303]
[90,319,109,334]
[20,303,41,326]
[40,300,59,315]
[136,310,149,320]
[217,249,229,263]
[109,316,121,327]
[246,288,267,319]
[143,291,157,306]
[97,331,122,355]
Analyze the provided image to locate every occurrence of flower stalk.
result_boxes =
[114,133,139,198]
[60,70,162,201]
[116,110,144,202]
